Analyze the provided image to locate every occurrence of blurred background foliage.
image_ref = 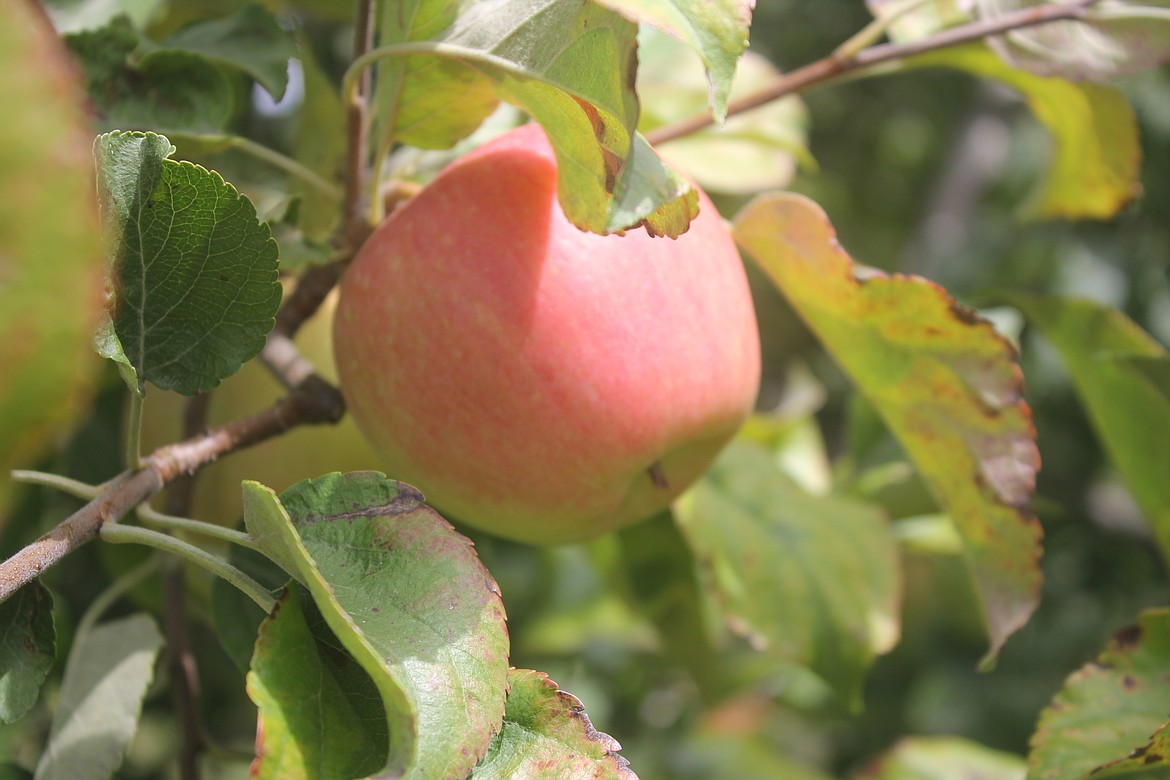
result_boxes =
[4,1,1170,778]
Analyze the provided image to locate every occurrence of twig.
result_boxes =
[0,378,344,605]
[258,0,379,356]
[645,0,1102,146]
[162,391,212,780]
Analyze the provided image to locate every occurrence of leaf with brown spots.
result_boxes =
[1091,721,1170,778]
[733,193,1042,664]
[1030,608,1170,780]
[243,472,510,780]
[470,669,638,779]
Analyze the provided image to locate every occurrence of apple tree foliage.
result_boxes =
[4,0,1170,778]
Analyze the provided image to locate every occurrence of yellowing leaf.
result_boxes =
[908,44,1141,220]
[733,193,1042,662]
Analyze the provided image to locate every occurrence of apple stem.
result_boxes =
[648,462,670,490]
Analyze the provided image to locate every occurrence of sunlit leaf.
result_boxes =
[595,0,753,120]
[0,0,104,509]
[248,586,388,780]
[369,0,697,236]
[977,0,1170,81]
[734,193,1043,663]
[34,614,163,780]
[637,27,810,194]
[0,583,55,725]
[1030,608,1170,780]
[93,130,282,395]
[470,669,636,779]
[243,472,510,779]
[854,735,1026,780]
[160,4,296,100]
[907,43,1141,220]
[1012,296,1170,563]
[676,440,901,708]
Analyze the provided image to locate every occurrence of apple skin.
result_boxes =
[333,124,760,544]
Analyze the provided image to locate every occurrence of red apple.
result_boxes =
[333,124,760,544]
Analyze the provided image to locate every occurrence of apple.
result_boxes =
[333,124,760,544]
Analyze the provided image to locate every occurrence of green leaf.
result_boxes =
[66,18,235,134]
[291,36,345,244]
[0,583,55,725]
[248,586,388,780]
[367,0,697,236]
[1029,609,1170,780]
[0,0,104,506]
[93,130,282,395]
[1091,723,1170,778]
[594,0,753,120]
[637,27,810,194]
[470,668,636,779]
[242,473,510,780]
[733,193,1043,663]
[617,512,718,692]
[34,614,163,780]
[1011,296,1170,563]
[371,0,500,151]
[160,4,295,99]
[211,544,291,675]
[854,736,1026,780]
[44,0,164,33]
[674,440,900,709]
[907,44,1141,220]
[976,0,1170,81]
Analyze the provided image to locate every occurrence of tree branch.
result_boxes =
[645,0,1101,146]
[0,378,344,605]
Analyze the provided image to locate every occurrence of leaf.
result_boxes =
[854,736,1026,780]
[66,18,235,134]
[470,669,637,779]
[976,0,1170,81]
[93,130,282,395]
[674,440,901,708]
[1029,608,1170,780]
[0,583,55,725]
[371,0,500,151]
[733,193,1043,663]
[34,614,163,780]
[594,0,753,120]
[1011,297,1170,563]
[0,0,104,507]
[160,4,295,99]
[1091,723,1170,778]
[248,586,388,780]
[371,0,697,237]
[617,513,718,692]
[907,44,1141,220]
[637,27,810,194]
[44,0,164,34]
[242,472,510,780]
[291,37,345,244]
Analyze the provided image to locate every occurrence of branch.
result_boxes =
[0,377,344,605]
[259,0,379,353]
[645,0,1101,146]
